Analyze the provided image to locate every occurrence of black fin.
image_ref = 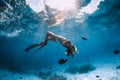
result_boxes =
[25,44,40,52]
[34,42,47,53]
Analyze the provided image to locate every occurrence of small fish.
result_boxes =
[96,75,100,78]
[19,77,23,79]
[114,50,119,54]
[116,65,120,69]
[58,59,67,65]
[82,36,88,40]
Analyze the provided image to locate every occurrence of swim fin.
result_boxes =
[25,44,40,52]
[34,42,47,53]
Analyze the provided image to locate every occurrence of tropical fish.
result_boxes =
[114,50,119,54]
[82,36,88,40]
[58,59,67,65]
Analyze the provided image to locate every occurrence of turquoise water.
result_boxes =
[0,0,120,80]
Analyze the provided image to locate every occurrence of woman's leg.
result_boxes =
[25,44,41,52]
[25,32,57,52]
[34,32,57,52]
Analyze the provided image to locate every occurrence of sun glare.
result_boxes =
[46,0,76,11]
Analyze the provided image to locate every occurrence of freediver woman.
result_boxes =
[25,31,78,57]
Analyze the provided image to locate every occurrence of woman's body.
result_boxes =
[25,31,77,57]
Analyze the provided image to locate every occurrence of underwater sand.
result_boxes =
[0,63,120,80]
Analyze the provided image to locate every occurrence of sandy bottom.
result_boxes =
[0,63,120,80]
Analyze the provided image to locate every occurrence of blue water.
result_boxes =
[0,0,120,80]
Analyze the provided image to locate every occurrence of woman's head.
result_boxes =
[65,45,76,57]
[64,41,71,47]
